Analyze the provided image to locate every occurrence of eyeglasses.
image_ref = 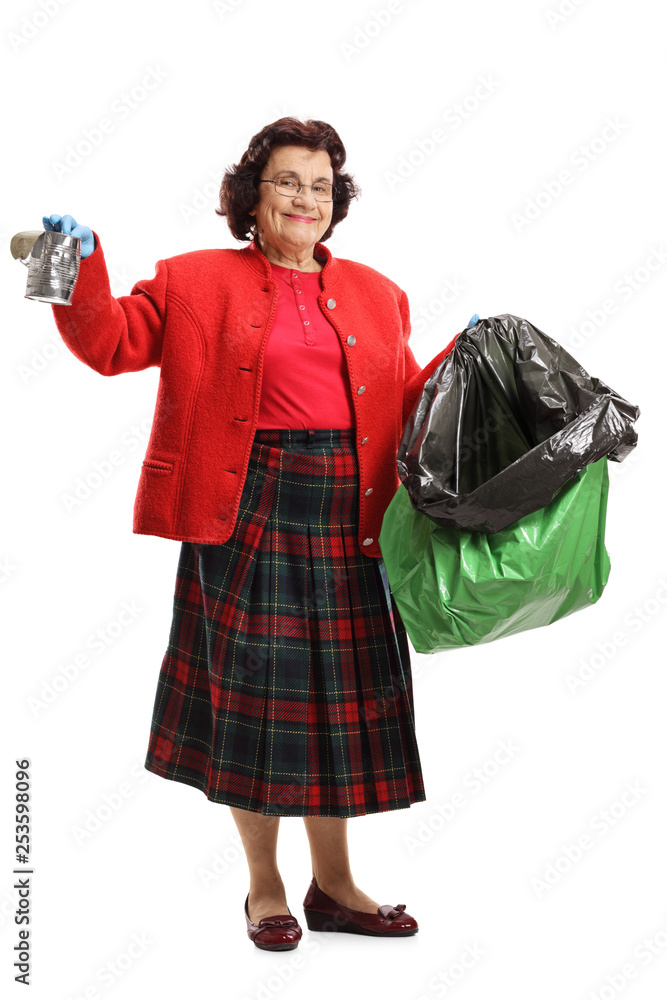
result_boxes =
[259,176,335,202]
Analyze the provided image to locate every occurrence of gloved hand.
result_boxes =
[466,313,480,328]
[43,214,95,259]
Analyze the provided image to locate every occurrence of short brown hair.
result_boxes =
[216,117,361,242]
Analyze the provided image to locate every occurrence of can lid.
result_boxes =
[10,230,43,260]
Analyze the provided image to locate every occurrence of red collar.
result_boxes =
[241,232,338,287]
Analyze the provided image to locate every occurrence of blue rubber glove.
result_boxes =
[42,214,95,259]
[466,313,480,328]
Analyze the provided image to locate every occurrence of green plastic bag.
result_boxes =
[379,458,611,652]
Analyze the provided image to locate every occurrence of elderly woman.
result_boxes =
[47,117,463,951]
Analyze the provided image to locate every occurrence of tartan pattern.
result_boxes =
[144,428,426,817]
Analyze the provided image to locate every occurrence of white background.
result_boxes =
[1,0,665,997]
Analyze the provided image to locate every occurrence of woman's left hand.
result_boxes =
[466,313,480,327]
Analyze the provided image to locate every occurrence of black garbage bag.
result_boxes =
[397,314,640,533]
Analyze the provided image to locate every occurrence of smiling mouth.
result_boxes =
[284,214,316,222]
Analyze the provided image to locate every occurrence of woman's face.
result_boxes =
[249,144,334,258]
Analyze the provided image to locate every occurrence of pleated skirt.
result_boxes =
[143,427,427,817]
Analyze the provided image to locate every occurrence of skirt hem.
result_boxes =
[143,757,427,818]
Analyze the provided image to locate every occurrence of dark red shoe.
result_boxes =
[244,893,302,951]
[302,876,418,936]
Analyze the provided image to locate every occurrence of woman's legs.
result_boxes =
[231,807,382,919]
[302,816,380,913]
[229,806,289,924]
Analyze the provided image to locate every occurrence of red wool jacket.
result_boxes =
[50,231,457,559]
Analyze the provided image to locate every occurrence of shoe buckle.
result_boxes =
[258,916,297,928]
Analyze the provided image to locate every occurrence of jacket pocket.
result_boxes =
[142,458,174,473]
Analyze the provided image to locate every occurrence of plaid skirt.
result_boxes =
[143,427,426,817]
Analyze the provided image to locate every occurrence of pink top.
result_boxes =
[256,261,356,429]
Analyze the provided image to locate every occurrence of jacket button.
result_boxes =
[327,298,336,309]
[362,538,373,546]
[347,335,356,346]
[357,386,365,395]
[361,436,368,444]
[365,488,373,496]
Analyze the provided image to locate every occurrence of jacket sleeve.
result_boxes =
[50,230,167,376]
[400,289,459,427]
